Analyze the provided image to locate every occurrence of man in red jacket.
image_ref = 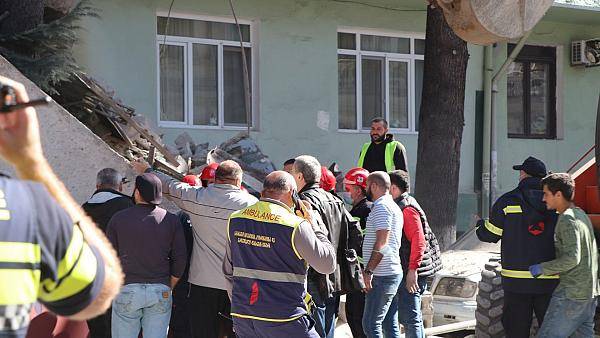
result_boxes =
[389,170,442,338]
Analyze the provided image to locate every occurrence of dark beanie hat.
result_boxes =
[135,173,162,205]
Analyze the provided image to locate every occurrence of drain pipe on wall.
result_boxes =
[481,45,493,218]
[488,31,532,211]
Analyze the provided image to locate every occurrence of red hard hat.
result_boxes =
[182,174,200,186]
[200,163,219,180]
[320,166,337,192]
[344,167,369,189]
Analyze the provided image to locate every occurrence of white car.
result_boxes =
[430,228,500,326]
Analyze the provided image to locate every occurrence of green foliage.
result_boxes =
[0,0,99,94]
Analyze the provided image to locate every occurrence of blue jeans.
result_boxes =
[536,289,597,338]
[112,283,172,338]
[362,274,402,338]
[307,280,338,338]
[396,277,427,338]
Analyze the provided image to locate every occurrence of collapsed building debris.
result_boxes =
[53,71,276,187]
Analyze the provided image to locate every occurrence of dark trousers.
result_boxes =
[189,285,234,338]
[502,291,553,338]
[87,309,111,338]
[345,291,366,338]
[169,281,192,338]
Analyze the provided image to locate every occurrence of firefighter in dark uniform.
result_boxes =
[342,167,371,338]
[477,157,558,338]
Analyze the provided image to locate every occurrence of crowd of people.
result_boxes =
[0,76,597,338]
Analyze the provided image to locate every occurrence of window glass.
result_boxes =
[158,17,250,42]
[223,46,251,126]
[361,57,384,128]
[530,62,549,135]
[415,59,424,131]
[338,32,356,50]
[389,61,409,129]
[192,44,218,126]
[414,39,425,55]
[507,62,525,135]
[338,55,357,129]
[159,44,185,122]
[361,35,410,54]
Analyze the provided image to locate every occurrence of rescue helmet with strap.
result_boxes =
[344,167,369,190]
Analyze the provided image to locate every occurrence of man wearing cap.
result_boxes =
[106,173,187,338]
[476,156,559,338]
[133,160,257,338]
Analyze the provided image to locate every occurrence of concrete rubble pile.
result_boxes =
[54,72,275,188]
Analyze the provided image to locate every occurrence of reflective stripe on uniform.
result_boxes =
[484,220,503,236]
[501,268,559,279]
[503,205,523,214]
[233,267,306,284]
[0,269,40,305]
[39,225,98,302]
[0,242,41,266]
[0,242,42,305]
[231,313,304,322]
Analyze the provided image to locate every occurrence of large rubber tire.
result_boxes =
[475,262,505,338]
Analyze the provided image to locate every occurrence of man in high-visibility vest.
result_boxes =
[476,156,558,338]
[357,117,408,173]
[223,171,336,338]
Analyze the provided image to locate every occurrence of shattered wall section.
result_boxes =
[0,56,134,202]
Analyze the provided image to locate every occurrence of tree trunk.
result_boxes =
[0,0,44,35]
[414,4,468,250]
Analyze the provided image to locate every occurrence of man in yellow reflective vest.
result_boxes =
[476,156,558,338]
[223,171,336,338]
[0,76,122,337]
[357,117,408,173]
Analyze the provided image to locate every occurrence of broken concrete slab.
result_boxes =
[0,55,134,202]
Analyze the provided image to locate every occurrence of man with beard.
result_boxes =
[357,118,408,173]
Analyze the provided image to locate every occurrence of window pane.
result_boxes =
[361,35,410,54]
[338,55,357,129]
[362,57,384,129]
[193,44,218,126]
[158,17,250,42]
[415,60,424,131]
[223,46,251,126]
[530,62,549,135]
[389,61,408,129]
[159,44,185,122]
[507,62,525,135]
[414,39,425,55]
[338,33,356,50]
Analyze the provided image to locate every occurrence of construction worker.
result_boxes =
[223,171,336,338]
[0,76,122,337]
[357,117,408,173]
[201,162,219,187]
[343,167,371,338]
[389,170,442,338]
[476,156,558,338]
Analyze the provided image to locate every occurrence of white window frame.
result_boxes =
[337,28,425,134]
[156,13,256,130]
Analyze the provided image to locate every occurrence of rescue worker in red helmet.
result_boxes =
[343,167,371,338]
[200,163,219,187]
[320,166,337,193]
[182,174,200,187]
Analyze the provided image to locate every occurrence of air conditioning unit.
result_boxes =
[571,39,600,67]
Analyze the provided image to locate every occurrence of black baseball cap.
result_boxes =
[513,156,547,178]
[135,173,163,205]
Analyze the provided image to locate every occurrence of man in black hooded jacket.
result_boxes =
[82,168,133,338]
[477,157,558,338]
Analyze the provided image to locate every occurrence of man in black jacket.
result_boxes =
[291,155,363,338]
[477,157,558,338]
[82,168,134,338]
[357,117,408,173]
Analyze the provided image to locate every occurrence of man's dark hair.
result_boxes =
[389,170,410,193]
[284,158,296,166]
[371,117,388,128]
[542,173,575,202]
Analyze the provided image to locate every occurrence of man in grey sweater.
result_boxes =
[133,160,257,338]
